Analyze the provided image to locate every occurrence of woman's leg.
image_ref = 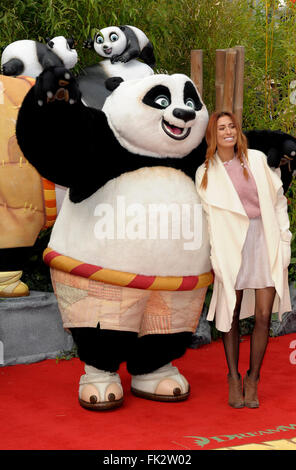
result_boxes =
[244,286,276,408]
[222,290,244,378]
[248,286,276,380]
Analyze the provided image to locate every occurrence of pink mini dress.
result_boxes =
[222,155,274,289]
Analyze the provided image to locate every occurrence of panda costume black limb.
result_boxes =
[245,129,296,193]
[70,326,193,375]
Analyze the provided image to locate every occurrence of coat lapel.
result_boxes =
[201,153,247,216]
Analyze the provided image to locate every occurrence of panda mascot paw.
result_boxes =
[34,66,81,106]
[112,52,130,64]
[245,129,296,193]
[83,37,94,50]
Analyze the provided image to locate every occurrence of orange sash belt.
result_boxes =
[44,247,214,291]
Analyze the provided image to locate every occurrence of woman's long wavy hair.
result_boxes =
[200,111,248,189]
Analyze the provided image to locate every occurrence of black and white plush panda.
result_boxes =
[1,36,78,78]
[85,25,155,68]
[78,25,155,109]
[16,66,212,410]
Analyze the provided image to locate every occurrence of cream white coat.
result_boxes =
[195,149,292,332]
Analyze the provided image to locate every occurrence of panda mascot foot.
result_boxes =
[131,363,190,402]
[79,365,124,411]
[0,271,29,298]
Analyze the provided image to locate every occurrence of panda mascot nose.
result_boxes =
[173,108,196,123]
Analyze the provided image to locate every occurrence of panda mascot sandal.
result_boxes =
[16,66,214,410]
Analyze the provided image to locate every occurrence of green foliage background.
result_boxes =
[2,0,296,130]
[1,0,296,294]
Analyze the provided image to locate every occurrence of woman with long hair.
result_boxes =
[196,111,291,408]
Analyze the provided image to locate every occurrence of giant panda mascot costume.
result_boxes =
[16,66,212,410]
[16,66,294,411]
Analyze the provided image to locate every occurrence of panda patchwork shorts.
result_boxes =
[50,268,208,336]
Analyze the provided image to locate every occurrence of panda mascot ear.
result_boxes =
[46,39,54,49]
[105,76,124,92]
[67,38,75,49]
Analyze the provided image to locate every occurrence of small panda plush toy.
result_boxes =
[16,66,211,410]
[1,36,78,78]
[78,25,155,109]
[85,25,155,69]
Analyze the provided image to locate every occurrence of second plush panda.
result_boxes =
[1,36,78,78]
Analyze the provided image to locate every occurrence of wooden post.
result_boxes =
[233,46,245,127]
[222,48,237,113]
[215,49,226,112]
[190,49,203,98]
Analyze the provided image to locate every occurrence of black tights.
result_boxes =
[222,287,276,380]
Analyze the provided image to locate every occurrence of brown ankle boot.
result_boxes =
[243,372,259,408]
[227,374,244,408]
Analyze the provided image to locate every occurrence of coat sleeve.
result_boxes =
[260,152,292,243]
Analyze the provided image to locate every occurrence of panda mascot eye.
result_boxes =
[185,98,195,109]
[110,33,119,42]
[154,95,170,108]
[96,35,104,44]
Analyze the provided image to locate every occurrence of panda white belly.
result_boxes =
[101,59,153,80]
[49,166,211,276]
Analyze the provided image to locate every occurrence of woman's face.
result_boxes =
[216,115,237,150]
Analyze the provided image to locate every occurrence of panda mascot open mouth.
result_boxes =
[161,120,191,140]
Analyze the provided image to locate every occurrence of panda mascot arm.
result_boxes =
[245,129,296,193]
[16,67,208,202]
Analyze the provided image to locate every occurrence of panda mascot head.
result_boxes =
[103,73,209,158]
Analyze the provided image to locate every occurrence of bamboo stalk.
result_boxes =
[190,49,203,98]
[233,45,245,127]
[215,49,226,112]
[222,48,237,113]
